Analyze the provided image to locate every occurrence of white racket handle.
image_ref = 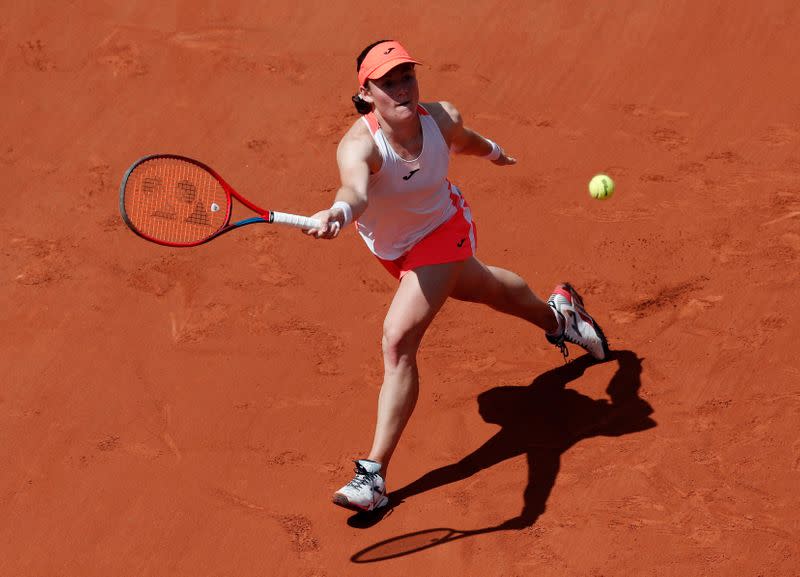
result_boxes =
[270,211,324,230]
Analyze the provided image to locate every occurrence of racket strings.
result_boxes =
[123,157,228,245]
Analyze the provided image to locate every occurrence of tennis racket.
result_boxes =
[119,154,323,247]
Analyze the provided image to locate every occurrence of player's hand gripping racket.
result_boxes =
[119,154,322,247]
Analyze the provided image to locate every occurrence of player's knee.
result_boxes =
[382,322,423,360]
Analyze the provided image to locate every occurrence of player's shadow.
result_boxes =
[349,349,656,562]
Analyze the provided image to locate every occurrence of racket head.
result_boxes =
[119,154,233,247]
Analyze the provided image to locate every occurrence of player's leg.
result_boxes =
[332,259,465,511]
[370,260,465,469]
[450,257,557,332]
[451,257,608,360]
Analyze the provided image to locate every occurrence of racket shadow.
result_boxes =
[351,525,498,563]
[350,349,657,562]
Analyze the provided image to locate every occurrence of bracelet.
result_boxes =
[483,139,502,161]
[330,200,353,225]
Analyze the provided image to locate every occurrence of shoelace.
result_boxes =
[553,339,570,361]
[347,463,377,490]
[547,300,571,361]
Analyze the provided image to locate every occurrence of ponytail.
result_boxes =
[352,94,372,115]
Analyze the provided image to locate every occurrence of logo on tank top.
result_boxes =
[402,169,420,180]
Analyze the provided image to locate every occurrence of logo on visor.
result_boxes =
[384,47,396,55]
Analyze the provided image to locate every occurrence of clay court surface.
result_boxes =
[3,2,799,575]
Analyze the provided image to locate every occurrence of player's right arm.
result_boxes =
[333,127,373,221]
[306,123,376,239]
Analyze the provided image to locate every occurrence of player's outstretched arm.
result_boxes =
[429,101,517,166]
[306,128,372,239]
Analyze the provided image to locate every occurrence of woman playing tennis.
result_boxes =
[306,40,609,512]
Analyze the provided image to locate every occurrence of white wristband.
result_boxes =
[483,139,502,161]
[330,200,353,226]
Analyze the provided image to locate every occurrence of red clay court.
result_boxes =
[2,2,799,575]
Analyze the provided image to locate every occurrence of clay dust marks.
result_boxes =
[610,277,709,325]
[18,39,56,71]
[762,211,800,227]
[93,29,149,78]
[168,27,307,81]
[208,487,320,553]
[169,301,230,345]
[169,28,249,55]
[760,123,799,147]
[7,235,75,288]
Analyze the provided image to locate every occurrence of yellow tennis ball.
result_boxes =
[589,174,615,200]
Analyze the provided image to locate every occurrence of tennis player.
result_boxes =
[306,40,609,512]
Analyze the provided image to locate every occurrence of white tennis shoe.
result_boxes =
[332,459,389,512]
[546,283,610,361]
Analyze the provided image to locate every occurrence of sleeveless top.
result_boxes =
[356,104,457,260]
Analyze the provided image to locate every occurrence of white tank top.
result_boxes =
[356,105,457,260]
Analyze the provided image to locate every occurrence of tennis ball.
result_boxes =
[589,174,615,200]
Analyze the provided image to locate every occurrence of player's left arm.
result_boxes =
[427,101,516,166]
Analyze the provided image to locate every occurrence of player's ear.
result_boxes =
[359,84,374,104]
[352,86,373,115]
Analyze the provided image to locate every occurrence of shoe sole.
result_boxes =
[332,493,389,512]
[560,283,611,360]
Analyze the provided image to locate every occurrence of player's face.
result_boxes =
[363,63,419,121]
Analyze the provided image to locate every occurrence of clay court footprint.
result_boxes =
[169,28,246,51]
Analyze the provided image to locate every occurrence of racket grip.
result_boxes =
[270,211,323,230]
